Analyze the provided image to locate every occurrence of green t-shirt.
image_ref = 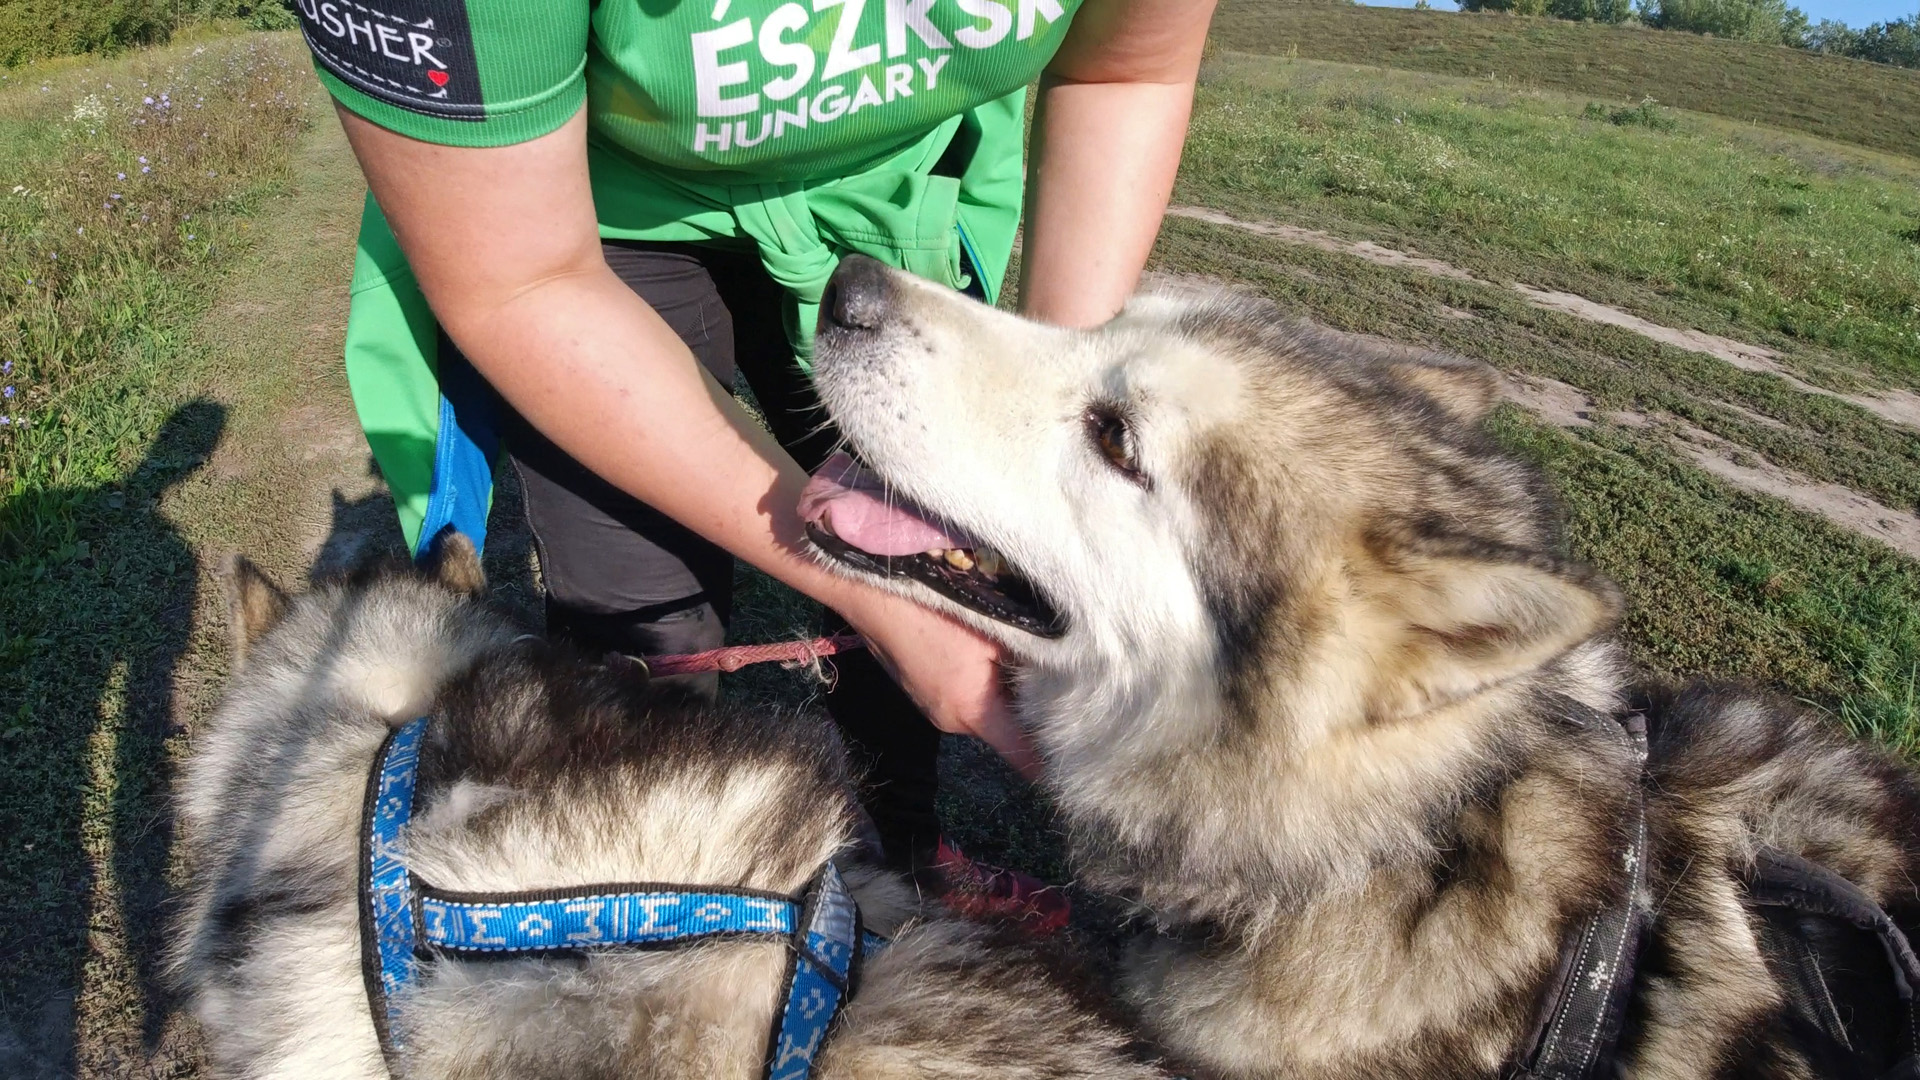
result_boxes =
[298,0,1077,550]
[294,0,1075,180]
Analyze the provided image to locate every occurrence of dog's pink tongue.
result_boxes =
[799,452,969,557]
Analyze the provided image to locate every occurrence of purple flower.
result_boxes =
[141,166,150,174]
[110,193,120,200]
[138,156,147,164]
[116,172,125,180]
[1,417,11,427]
[143,96,153,104]
[3,361,12,374]
[4,387,14,398]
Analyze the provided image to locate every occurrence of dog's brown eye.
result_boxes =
[1087,408,1147,487]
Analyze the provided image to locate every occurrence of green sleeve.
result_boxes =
[293,0,589,147]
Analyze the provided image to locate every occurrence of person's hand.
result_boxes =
[839,588,1041,779]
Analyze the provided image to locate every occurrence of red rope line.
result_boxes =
[642,632,867,676]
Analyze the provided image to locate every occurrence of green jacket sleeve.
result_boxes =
[292,0,589,147]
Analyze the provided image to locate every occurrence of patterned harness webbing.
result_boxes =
[1508,708,1920,1077]
[1508,710,1652,1079]
[357,716,884,1079]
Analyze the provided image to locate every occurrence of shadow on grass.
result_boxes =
[0,399,223,1079]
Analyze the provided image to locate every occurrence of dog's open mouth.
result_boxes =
[799,453,1065,637]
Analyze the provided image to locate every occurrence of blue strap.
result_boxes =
[419,889,799,952]
[413,346,498,562]
[364,716,428,1051]
[362,713,885,1080]
[767,863,865,1080]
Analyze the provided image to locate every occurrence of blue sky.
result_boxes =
[1364,0,1917,25]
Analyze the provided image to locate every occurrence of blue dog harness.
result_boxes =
[359,716,885,1079]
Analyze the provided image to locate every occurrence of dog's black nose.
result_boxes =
[821,255,892,332]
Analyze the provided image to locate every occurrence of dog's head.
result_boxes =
[802,258,1621,764]
[218,534,499,721]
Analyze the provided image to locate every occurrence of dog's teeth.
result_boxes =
[926,549,946,559]
[943,548,975,572]
[975,547,1004,577]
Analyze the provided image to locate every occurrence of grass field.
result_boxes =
[3,10,1920,1077]
[1180,56,1920,385]
[0,32,313,1077]
[1207,1,1920,158]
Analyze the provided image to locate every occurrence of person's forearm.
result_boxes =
[1018,74,1198,328]
[453,265,869,616]
[335,107,865,621]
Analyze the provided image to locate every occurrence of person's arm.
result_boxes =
[335,106,1036,774]
[1019,0,1218,328]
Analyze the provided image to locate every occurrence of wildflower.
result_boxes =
[117,172,125,180]
[144,96,153,105]
[138,156,147,164]
[4,387,14,398]
[110,193,120,200]
[187,234,196,240]
[1,418,10,427]
[4,361,11,374]
[142,166,150,174]
[75,228,83,235]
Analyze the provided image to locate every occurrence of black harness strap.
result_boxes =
[1511,711,1651,1080]
[1509,710,1920,1078]
[1746,845,1920,1074]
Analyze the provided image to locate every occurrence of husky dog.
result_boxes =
[798,257,1920,1078]
[168,540,1159,1080]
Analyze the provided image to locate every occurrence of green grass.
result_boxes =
[1207,1,1920,159]
[1492,411,1920,748]
[0,32,311,1076]
[1177,55,1920,385]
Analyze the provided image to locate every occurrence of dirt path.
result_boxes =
[1166,205,1920,431]
[1501,374,1920,559]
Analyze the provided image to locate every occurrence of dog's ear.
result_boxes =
[1367,539,1620,717]
[1386,351,1501,424]
[222,555,289,669]
[423,531,486,597]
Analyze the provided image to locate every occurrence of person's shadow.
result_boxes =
[0,400,223,1079]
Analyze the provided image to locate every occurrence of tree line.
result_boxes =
[1452,0,1919,66]
[2,0,291,68]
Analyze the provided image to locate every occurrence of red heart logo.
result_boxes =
[426,69,449,87]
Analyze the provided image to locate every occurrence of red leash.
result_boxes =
[642,632,867,676]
